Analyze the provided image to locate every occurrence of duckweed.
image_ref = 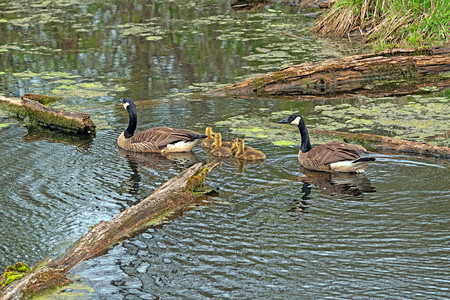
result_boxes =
[313,94,450,146]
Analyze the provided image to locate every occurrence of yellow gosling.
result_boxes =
[201,127,215,148]
[210,133,233,157]
[235,139,266,161]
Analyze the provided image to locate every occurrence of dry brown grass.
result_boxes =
[311,0,448,49]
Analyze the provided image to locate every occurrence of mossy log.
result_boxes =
[1,163,218,300]
[206,46,450,98]
[0,95,95,134]
[314,129,450,158]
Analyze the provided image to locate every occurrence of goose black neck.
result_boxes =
[124,106,137,138]
[298,118,311,153]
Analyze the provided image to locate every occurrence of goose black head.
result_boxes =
[120,97,135,111]
[278,114,302,126]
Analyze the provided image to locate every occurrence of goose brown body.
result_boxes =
[118,97,203,153]
[279,114,375,173]
[298,141,369,172]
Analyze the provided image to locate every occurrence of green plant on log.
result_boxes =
[0,262,31,290]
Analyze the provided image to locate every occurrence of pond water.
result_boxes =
[0,0,449,299]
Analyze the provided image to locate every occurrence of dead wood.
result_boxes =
[314,129,450,158]
[1,162,218,299]
[205,46,450,99]
[0,95,95,134]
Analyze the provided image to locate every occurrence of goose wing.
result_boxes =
[304,141,367,166]
[130,127,201,149]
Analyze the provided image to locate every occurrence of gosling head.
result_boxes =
[205,126,213,137]
[237,138,245,151]
[278,114,302,126]
[231,138,238,150]
[213,133,222,148]
[120,97,135,111]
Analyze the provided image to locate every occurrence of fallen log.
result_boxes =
[314,129,450,158]
[206,46,450,99]
[0,95,95,134]
[1,162,218,300]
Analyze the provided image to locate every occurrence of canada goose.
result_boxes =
[118,97,204,153]
[210,133,233,157]
[279,114,375,173]
[201,127,215,148]
[235,138,266,161]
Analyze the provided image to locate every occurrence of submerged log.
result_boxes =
[1,163,218,299]
[231,0,270,11]
[314,129,450,158]
[0,95,95,134]
[206,46,450,99]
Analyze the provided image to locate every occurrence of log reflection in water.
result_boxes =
[22,125,94,150]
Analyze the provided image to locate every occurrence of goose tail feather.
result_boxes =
[353,156,376,163]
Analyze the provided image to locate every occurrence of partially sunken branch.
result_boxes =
[314,129,450,158]
[1,163,218,299]
[206,46,450,99]
[0,95,95,134]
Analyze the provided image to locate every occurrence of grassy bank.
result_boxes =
[312,0,449,50]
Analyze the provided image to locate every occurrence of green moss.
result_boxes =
[250,69,298,94]
[191,185,214,196]
[21,268,71,299]
[146,209,175,226]
[273,140,297,146]
[77,82,104,89]
[0,100,94,134]
[1,262,31,290]
[145,36,163,41]
[31,282,94,300]
[22,94,63,105]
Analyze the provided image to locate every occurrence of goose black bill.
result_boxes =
[278,117,289,124]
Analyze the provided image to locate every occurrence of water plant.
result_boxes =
[312,0,449,50]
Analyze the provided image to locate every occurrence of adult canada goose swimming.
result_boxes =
[210,133,233,157]
[279,114,375,173]
[201,127,215,148]
[118,97,204,153]
[234,138,266,161]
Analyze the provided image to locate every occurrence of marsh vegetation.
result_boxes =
[0,0,448,298]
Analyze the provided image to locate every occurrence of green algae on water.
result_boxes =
[313,95,450,146]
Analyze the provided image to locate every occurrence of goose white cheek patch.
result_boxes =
[291,116,301,126]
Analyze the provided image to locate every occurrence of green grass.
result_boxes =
[312,0,449,50]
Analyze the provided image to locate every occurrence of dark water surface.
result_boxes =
[0,0,449,299]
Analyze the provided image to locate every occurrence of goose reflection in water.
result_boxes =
[290,166,376,212]
[299,166,376,196]
[118,148,201,196]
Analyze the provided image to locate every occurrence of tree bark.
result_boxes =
[0,95,95,134]
[314,129,450,158]
[205,46,450,99]
[1,162,218,299]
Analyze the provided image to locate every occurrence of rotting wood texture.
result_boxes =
[205,46,450,99]
[1,162,218,300]
[0,95,95,134]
